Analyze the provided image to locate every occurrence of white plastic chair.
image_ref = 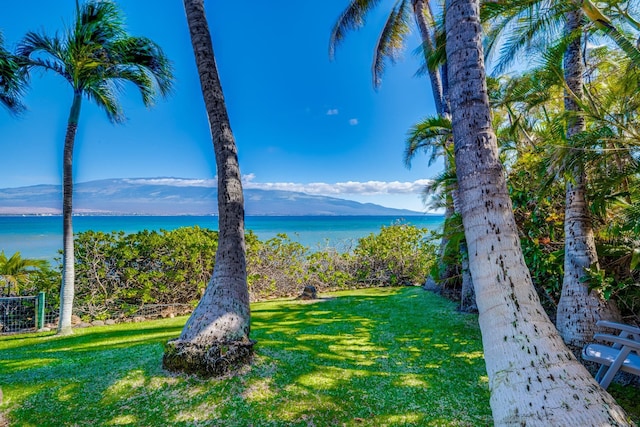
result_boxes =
[582,320,640,389]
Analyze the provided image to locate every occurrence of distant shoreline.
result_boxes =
[0,215,445,261]
[0,213,441,218]
[0,178,430,216]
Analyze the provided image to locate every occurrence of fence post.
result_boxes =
[36,292,45,330]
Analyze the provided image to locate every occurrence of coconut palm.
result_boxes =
[0,251,47,296]
[162,0,254,377]
[330,0,445,111]
[445,0,631,423]
[483,0,626,350]
[331,1,472,295]
[404,115,478,311]
[0,31,26,114]
[17,0,173,335]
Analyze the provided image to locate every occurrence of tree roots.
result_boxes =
[163,337,256,378]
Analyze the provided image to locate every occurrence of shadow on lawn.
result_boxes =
[242,288,490,426]
[1,287,493,426]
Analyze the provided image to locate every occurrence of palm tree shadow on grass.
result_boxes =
[2,288,492,426]
[245,289,489,423]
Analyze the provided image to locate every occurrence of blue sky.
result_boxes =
[0,1,442,212]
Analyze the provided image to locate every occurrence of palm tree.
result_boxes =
[331,1,471,295]
[0,31,26,114]
[404,115,477,311]
[554,7,622,350]
[329,0,445,110]
[162,0,254,377]
[17,0,173,335]
[0,251,47,296]
[483,0,625,350]
[445,0,631,423]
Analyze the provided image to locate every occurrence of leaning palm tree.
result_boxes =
[445,0,631,423]
[162,0,254,377]
[0,31,26,114]
[17,0,173,335]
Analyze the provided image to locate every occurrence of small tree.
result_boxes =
[0,251,48,296]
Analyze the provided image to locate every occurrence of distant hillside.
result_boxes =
[0,178,423,216]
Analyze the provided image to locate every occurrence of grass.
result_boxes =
[0,287,637,426]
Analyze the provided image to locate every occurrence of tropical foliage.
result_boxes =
[0,31,26,114]
[485,29,640,326]
[65,224,435,322]
[0,251,48,296]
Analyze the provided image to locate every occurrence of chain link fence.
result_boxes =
[0,294,193,335]
[0,295,40,334]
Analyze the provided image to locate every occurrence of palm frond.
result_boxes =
[405,115,452,167]
[85,79,123,123]
[620,200,640,233]
[372,0,412,88]
[113,36,174,98]
[483,0,568,75]
[17,31,70,80]
[0,32,28,114]
[76,0,124,46]
[420,163,457,211]
[329,0,383,59]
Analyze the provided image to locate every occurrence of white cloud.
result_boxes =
[326,109,339,115]
[242,178,432,196]
[123,176,433,196]
[124,178,216,187]
[349,118,358,126]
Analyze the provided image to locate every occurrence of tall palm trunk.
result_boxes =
[412,0,444,115]
[556,8,620,350]
[163,0,253,377]
[413,1,473,299]
[57,91,82,336]
[445,0,630,424]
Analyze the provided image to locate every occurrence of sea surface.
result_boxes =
[0,215,444,262]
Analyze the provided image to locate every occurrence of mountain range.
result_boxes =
[0,178,423,216]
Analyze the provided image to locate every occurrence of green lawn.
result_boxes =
[0,287,637,426]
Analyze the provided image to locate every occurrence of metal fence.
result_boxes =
[0,293,46,334]
[0,294,194,335]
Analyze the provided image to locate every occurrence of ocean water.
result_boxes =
[0,215,444,262]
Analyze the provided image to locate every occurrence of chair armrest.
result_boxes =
[597,320,640,336]
[593,333,640,351]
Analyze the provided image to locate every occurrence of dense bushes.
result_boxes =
[50,223,436,321]
[353,223,435,286]
[73,227,218,319]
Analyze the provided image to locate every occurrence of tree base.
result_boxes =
[162,337,256,377]
[56,326,74,336]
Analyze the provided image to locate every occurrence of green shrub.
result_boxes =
[74,227,217,319]
[306,249,354,290]
[69,224,438,320]
[246,232,309,300]
[353,222,436,286]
